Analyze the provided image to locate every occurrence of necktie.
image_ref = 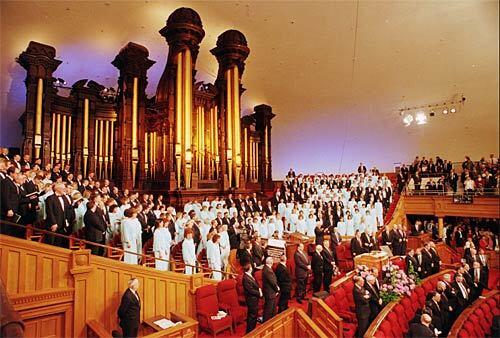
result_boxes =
[475,269,480,283]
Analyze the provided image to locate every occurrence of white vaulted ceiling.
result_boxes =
[1,1,498,178]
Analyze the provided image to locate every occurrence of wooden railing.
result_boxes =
[364,269,454,338]
[448,290,499,337]
[329,271,355,294]
[0,234,214,337]
[310,298,344,338]
[243,307,328,338]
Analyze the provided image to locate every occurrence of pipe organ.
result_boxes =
[17,8,275,197]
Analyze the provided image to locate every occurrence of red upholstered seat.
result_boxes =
[414,287,426,307]
[336,245,354,271]
[379,320,393,337]
[217,279,247,328]
[401,297,416,320]
[393,304,409,332]
[328,292,357,323]
[195,284,233,337]
[463,321,475,336]
[343,322,357,338]
[422,281,434,294]
[458,328,469,338]
[235,274,246,305]
[344,281,355,308]
[387,311,404,338]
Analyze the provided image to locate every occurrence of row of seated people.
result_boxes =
[450,290,499,338]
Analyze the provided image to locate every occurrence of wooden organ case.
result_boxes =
[17,7,275,203]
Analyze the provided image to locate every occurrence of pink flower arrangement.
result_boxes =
[379,262,417,304]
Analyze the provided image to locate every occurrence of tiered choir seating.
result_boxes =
[449,290,499,338]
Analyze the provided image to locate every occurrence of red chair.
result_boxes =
[195,285,233,337]
[343,281,355,308]
[379,320,393,337]
[216,279,247,329]
[235,274,246,305]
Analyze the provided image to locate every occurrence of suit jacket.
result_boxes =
[350,237,366,257]
[252,243,265,266]
[243,272,261,309]
[84,208,107,242]
[1,176,20,216]
[452,281,470,310]
[426,300,444,331]
[361,233,372,251]
[406,255,418,274]
[45,194,75,234]
[275,263,292,293]
[294,250,309,279]
[408,323,435,338]
[311,251,324,275]
[353,285,370,319]
[262,265,279,300]
[117,289,141,329]
[366,282,382,315]
[322,247,335,273]
[381,231,393,247]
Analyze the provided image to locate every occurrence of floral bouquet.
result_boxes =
[355,265,370,278]
[379,262,416,304]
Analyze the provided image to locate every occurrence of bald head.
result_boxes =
[421,313,432,326]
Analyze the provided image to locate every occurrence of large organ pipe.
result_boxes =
[226,68,233,187]
[175,52,183,188]
[131,77,139,187]
[99,120,104,178]
[213,106,219,179]
[67,116,72,163]
[153,131,157,179]
[61,115,67,164]
[94,119,98,174]
[50,113,56,164]
[34,78,43,158]
[109,120,114,178]
[55,114,61,163]
[232,66,241,187]
[104,120,109,178]
[83,99,89,176]
[183,49,193,188]
[244,127,248,180]
[144,132,149,175]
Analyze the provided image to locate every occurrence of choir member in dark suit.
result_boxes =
[311,245,324,293]
[422,246,435,278]
[477,248,490,283]
[118,278,141,338]
[262,257,279,322]
[45,183,75,247]
[83,200,107,256]
[411,220,425,236]
[365,274,383,322]
[294,243,310,303]
[426,291,444,334]
[22,171,40,225]
[243,263,262,333]
[275,255,292,313]
[353,276,371,338]
[470,261,488,301]
[238,241,256,269]
[322,240,336,292]
[314,222,325,246]
[452,274,470,312]
[252,235,265,266]
[381,227,393,252]
[408,314,436,338]
[1,167,20,224]
[351,230,367,257]
[329,227,342,263]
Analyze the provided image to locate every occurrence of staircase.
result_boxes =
[383,175,400,225]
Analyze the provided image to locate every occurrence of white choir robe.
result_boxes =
[106,211,121,243]
[365,214,377,233]
[219,230,230,268]
[275,219,284,238]
[337,221,347,236]
[278,203,286,217]
[296,219,306,234]
[375,202,384,226]
[74,202,87,233]
[182,238,197,275]
[353,213,362,231]
[306,219,316,236]
[346,219,355,236]
[207,241,223,280]
[121,218,140,264]
[267,221,276,238]
[259,221,269,239]
[153,227,172,271]
[119,203,130,218]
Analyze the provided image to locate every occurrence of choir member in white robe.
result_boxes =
[121,208,141,264]
[346,214,355,236]
[374,201,384,227]
[337,216,347,236]
[219,225,231,269]
[182,229,197,274]
[207,234,223,280]
[306,214,316,236]
[296,214,306,234]
[106,205,121,244]
[153,220,172,271]
[365,210,377,234]
[259,219,269,239]
[278,201,286,217]
[353,209,362,232]
[267,217,276,238]
[275,215,284,238]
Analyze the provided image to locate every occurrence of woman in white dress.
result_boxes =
[365,210,376,234]
[219,225,231,269]
[374,200,384,228]
[259,218,269,239]
[337,216,347,236]
[207,234,223,280]
[275,214,284,238]
[121,208,141,264]
[106,204,121,244]
[306,214,316,236]
[345,214,355,236]
[182,229,197,275]
[153,219,172,271]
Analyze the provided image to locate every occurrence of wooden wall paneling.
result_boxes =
[19,302,73,338]
[404,195,500,218]
[310,298,343,338]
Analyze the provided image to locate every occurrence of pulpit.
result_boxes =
[353,251,389,272]
[408,233,431,251]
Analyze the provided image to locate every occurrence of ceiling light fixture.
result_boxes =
[450,107,456,113]
[403,114,413,126]
[415,112,427,125]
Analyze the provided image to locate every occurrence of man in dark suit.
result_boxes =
[329,227,342,263]
[118,278,141,338]
[322,240,336,292]
[381,227,393,252]
[242,263,262,333]
[45,183,75,247]
[251,236,265,267]
[365,274,382,322]
[275,255,292,313]
[405,249,419,275]
[391,227,403,255]
[452,274,470,312]
[262,257,279,322]
[294,243,310,304]
[83,199,107,256]
[311,245,324,293]
[353,276,371,338]
[436,281,453,334]
[351,230,367,257]
[426,291,444,334]
[408,313,436,337]
[470,261,488,301]
[1,166,20,221]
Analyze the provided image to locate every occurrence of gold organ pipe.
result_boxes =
[183,49,193,188]
[232,66,241,159]
[99,119,104,178]
[104,120,109,178]
[55,114,61,162]
[265,126,269,160]
[244,128,248,179]
[150,132,154,178]
[67,116,72,162]
[145,132,149,171]
[214,106,219,157]
[50,113,55,164]
[132,77,138,151]
[61,114,67,164]
[226,69,233,186]
[153,131,157,178]
[83,99,89,176]
[175,52,183,187]
[94,119,98,174]
[34,78,43,158]
[109,120,114,178]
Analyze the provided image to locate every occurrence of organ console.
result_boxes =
[17,7,275,199]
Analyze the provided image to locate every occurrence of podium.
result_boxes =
[408,233,431,251]
[353,251,389,272]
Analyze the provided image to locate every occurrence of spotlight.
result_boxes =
[403,114,413,126]
[450,107,456,113]
[442,108,448,115]
[415,112,427,125]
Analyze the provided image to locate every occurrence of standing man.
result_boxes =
[365,275,383,322]
[262,257,279,322]
[45,183,75,247]
[311,245,324,293]
[242,263,262,333]
[275,255,292,313]
[118,278,141,338]
[294,243,310,304]
[353,276,371,338]
[322,240,336,292]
